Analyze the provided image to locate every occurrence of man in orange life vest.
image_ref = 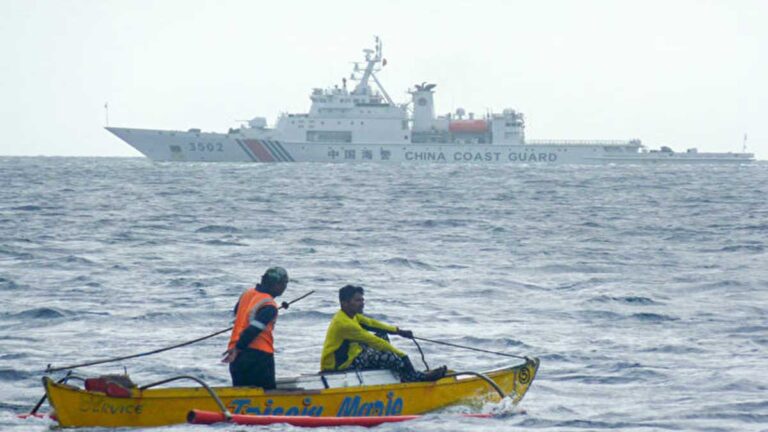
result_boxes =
[223,267,289,388]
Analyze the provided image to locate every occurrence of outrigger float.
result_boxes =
[38,358,539,428]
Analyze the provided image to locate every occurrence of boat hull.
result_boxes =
[108,127,751,164]
[43,358,538,428]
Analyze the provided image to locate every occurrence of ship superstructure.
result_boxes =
[107,38,754,164]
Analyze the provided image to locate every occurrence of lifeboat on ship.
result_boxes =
[449,120,488,133]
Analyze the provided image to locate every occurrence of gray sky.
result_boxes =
[2,0,766,160]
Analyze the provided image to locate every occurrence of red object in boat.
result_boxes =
[105,383,131,398]
[84,377,132,398]
[449,120,488,133]
[84,377,108,392]
[187,409,492,427]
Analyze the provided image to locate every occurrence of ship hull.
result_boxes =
[107,127,753,164]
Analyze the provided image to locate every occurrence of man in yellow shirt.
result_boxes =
[321,285,446,382]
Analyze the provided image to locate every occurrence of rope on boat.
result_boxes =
[140,375,232,421]
[412,336,528,360]
[410,338,430,370]
[45,290,315,373]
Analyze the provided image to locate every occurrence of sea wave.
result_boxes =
[1,158,767,431]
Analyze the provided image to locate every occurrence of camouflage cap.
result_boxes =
[262,266,289,287]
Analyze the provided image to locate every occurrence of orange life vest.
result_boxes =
[227,291,277,353]
[233,288,259,317]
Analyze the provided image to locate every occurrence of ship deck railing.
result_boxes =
[526,139,641,146]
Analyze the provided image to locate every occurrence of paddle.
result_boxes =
[45,290,315,373]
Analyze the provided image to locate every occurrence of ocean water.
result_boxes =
[0,157,766,432]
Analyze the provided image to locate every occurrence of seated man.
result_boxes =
[321,285,446,382]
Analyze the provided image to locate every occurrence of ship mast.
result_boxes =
[742,133,748,153]
[352,37,394,105]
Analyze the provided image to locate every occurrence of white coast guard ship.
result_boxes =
[107,38,754,164]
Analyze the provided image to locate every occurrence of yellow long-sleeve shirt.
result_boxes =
[321,310,405,371]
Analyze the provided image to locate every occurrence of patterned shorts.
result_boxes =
[350,345,425,382]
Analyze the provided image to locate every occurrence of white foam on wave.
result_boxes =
[481,396,526,416]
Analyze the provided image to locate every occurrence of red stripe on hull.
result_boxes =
[187,410,492,427]
[243,139,275,162]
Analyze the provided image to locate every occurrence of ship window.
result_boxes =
[306,130,352,143]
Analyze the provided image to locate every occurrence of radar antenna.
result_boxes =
[351,36,394,105]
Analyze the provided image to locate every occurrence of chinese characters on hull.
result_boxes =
[325,147,558,162]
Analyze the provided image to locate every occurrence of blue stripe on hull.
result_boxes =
[270,141,294,161]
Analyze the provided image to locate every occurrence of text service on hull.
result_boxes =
[107,38,754,164]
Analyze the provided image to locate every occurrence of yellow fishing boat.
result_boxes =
[42,357,539,428]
